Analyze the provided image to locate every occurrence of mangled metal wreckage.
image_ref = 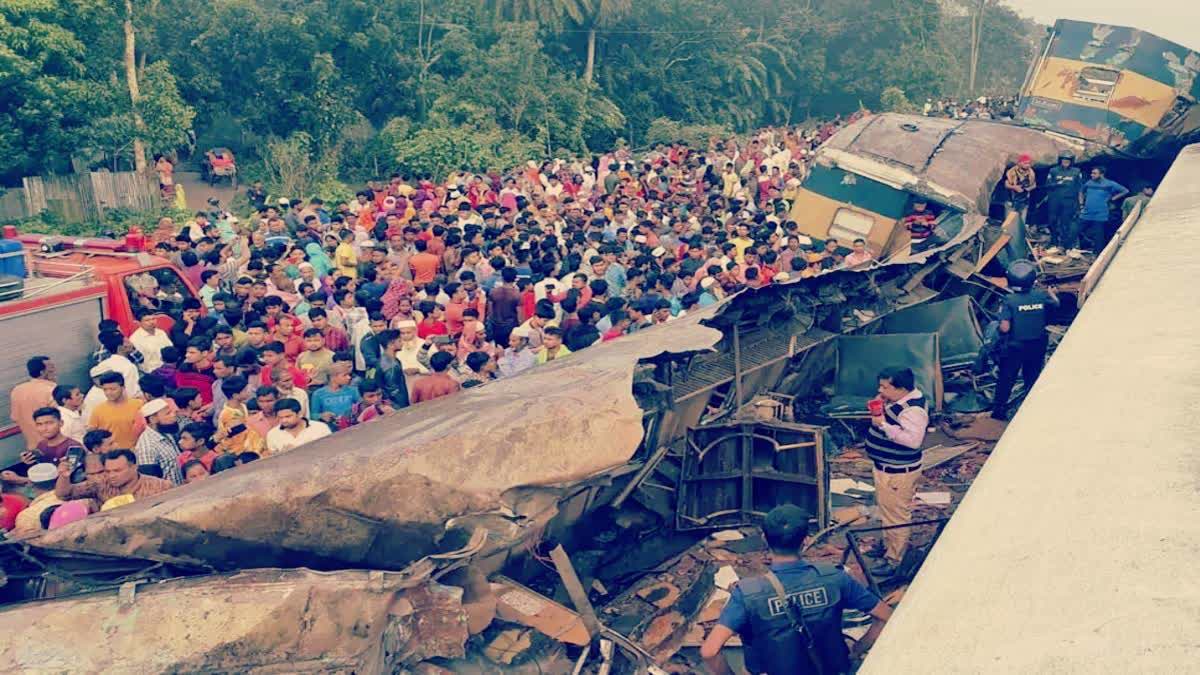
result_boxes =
[0,114,1067,672]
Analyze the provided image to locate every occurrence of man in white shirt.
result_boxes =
[95,331,142,399]
[81,366,109,425]
[394,321,428,373]
[265,398,330,455]
[863,367,929,577]
[53,384,87,443]
[129,310,173,374]
[272,369,310,420]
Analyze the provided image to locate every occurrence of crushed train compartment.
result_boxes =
[787,113,1068,262]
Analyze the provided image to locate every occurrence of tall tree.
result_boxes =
[581,0,631,83]
[485,0,585,27]
[122,0,147,173]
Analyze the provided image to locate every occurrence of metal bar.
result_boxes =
[844,530,881,595]
[611,444,670,509]
[18,269,93,301]
[1019,28,1057,105]
[747,471,818,486]
[815,429,828,528]
[849,518,951,534]
[740,425,753,522]
[732,324,743,407]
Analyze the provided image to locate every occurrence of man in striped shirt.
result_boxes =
[865,367,929,577]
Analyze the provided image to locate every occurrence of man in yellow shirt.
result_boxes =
[721,162,741,199]
[334,229,358,279]
[535,327,572,364]
[88,372,144,448]
[215,374,266,455]
[729,223,755,264]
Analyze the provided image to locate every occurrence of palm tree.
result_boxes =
[484,0,585,29]
[484,0,629,83]
[580,0,631,83]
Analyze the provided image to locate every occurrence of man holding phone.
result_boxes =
[31,407,84,464]
[864,367,929,578]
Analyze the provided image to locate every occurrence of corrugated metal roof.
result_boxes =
[822,113,1071,214]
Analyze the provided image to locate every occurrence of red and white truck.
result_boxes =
[0,230,200,467]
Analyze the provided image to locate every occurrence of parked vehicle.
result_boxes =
[201,148,237,189]
[0,230,200,467]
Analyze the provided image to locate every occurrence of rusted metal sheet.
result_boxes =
[24,315,723,572]
[0,566,468,673]
[821,114,1071,214]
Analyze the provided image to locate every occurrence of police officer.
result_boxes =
[700,504,893,675]
[990,260,1059,420]
[1045,153,1083,250]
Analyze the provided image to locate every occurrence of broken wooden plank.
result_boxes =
[549,544,604,640]
[922,442,982,471]
[492,575,591,646]
[974,232,1011,273]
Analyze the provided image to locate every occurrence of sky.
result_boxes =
[1001,0,1200,49]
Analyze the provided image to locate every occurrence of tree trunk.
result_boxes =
[968,0,986,94]
[584,28,596,83]
[123,0,147,174]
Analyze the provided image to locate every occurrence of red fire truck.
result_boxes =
[0,230,200,467]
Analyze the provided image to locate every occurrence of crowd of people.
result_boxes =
[922,95,1018,120]
[0,118,893,534]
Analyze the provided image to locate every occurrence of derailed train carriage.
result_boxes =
[0,114,1083,671]
[1017,19,1200,159]
[786,113,1064,259]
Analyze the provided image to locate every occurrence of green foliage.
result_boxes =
[644,118,731,148]
[137,61,196,156]
[390,122,541,179]
[0,0,122,180]
[1,0,1041,190]
[16,204,191,238]
[260,133,338,203]
[880,87,917,114]
[16,213,104,237]
[308,177,356,207]
[79,60,196,166]
[938,0,1042,96]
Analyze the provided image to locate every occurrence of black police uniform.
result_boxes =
[1046,164,1083,248]
[991,287,1059,418]
[733,562,866,675]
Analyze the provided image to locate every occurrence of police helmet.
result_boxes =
[1006,259,1038,290]
[1058,152,1075,163]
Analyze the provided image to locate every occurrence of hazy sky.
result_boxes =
[1001,0,1199,49]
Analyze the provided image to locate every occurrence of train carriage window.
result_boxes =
[1074,67,1120,104]
[1160,96,1192,127]
[829,208,875,242]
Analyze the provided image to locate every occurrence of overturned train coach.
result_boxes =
[787,113,1066,259]
[0,116,1075,671]
[1017,19,1200,159]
